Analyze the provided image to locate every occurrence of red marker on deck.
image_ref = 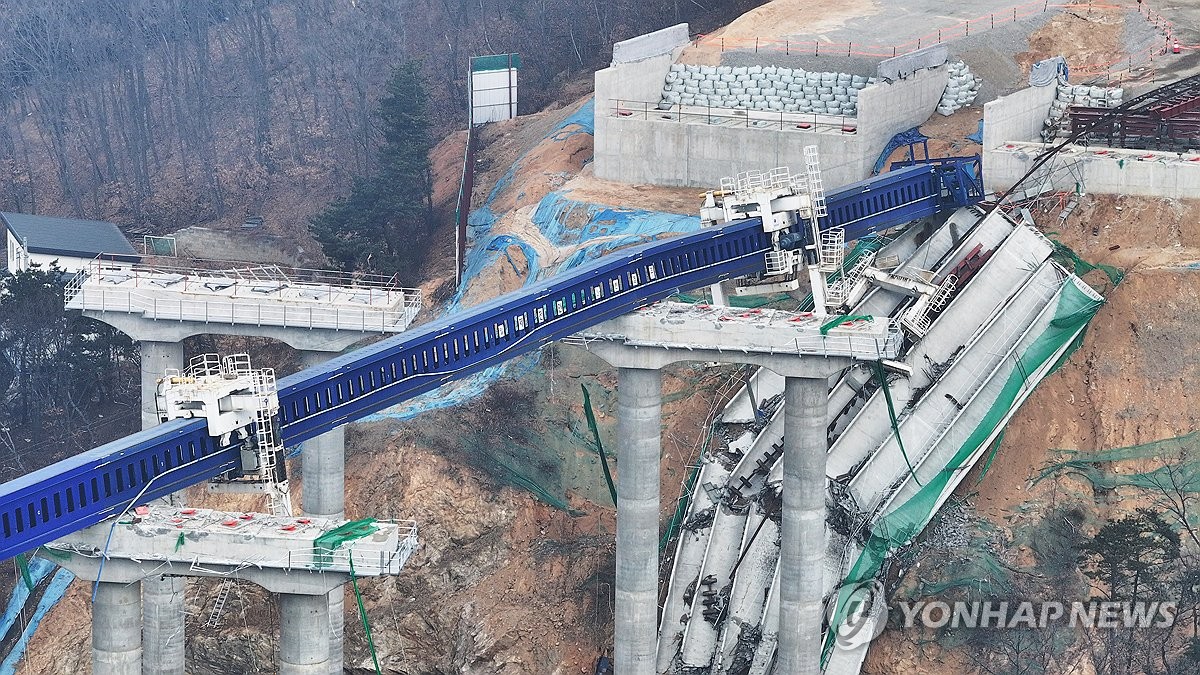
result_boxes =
[1173,41,1182,55]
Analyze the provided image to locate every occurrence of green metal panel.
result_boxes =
[471,53,520,73]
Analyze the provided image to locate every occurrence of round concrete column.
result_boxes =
[93,581,142,675]
[140,340,185,430]
[279,593,331,675]
[615,367,661,675]
[779,376,829,675]
[142,574,186,675]
[299,350,346,674]
[139,340,187,675]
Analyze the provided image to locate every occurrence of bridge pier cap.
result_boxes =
[580,340,852,379]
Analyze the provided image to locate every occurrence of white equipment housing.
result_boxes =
[155,353,293,516]
[699,147,959,326]
[700,146,832,303]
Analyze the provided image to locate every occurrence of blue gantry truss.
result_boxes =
[0,159,983,560]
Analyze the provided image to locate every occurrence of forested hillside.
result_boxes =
[0,0,763,233]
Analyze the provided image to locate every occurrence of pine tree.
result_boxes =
[310,61,434,283]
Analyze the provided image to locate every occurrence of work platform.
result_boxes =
[44,507,418,593]
[65,259,423,335]
[573,302,903,361]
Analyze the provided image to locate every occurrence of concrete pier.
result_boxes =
[615,367,662,675]
[579,311,858,672]
[93,582,142,675]
[142,574,186,675]
[300,350,347,674]
[139,340,185,429]
[779,376,829,675]
[139,339,187,675]
[279,593,332,675]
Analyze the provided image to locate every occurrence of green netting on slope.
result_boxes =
[821,280,1104,665]
[1052,240,1124,288]
[1034,432,1200,493]
[314,519,379,569]
[916,544,1013,600]
[798,236,890,312]
[581,384,618,507]
[488,454,585,515]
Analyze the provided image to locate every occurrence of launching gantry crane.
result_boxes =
[700,145,956,337]
[155,353,293,516]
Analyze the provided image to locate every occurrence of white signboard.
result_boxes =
[470,54,519,125]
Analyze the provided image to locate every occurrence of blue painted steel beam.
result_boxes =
[0,420,240,560]
[0,159,984,560]
[275,217,771,445]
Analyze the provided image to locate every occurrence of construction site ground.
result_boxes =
[14,1,1200,674]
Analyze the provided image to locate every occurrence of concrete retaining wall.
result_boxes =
[594,53,951,190]
[981,83,1200,198]
[595,54,677,112]
[981,84,1057,192]
[857,66,951,171]
[612,24,690,64]
[988,144,1200,199]
[594,115,865,187]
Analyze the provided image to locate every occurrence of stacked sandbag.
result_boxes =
[659,63,876,117]
[936,61,981,116]
[1047,77,1123,121]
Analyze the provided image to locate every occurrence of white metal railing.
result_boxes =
[608,98,860,134]
[827,253,875,307]
[67,285,420,333]
[804,145,829,220]
[901,310,931,337]
[818,228,845,273]
[929,275,958,312]
[794,321,905,359]
[763,250,796,276]
[65,256,423,326]
[120,255,409,291]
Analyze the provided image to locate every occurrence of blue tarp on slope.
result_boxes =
[0,564,73,675]
[365,99,703,422]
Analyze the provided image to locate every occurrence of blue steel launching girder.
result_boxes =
[0,160,983,560]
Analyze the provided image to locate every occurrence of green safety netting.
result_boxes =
[15,554,32,592]
[348,554,383,675]
[871,361,921,485]
[313,519,379,568]
[1052,240,1124,288]
[660,420,720,553]
[488,453,584,515]
[581,384,618,507]
[916,542,1013,600]
[1034,432,1200,493]
[821,279,1104,665]
[820,314,873,335]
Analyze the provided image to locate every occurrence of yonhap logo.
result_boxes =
[827,579,888,649]
[894,599,1177,630]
